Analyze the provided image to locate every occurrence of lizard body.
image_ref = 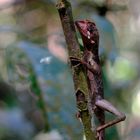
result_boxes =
[71,20,126,140]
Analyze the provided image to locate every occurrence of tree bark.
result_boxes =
[56,0,96,139]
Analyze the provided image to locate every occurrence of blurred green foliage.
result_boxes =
[0,0,140,140]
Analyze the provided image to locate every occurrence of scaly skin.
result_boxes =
[71,20,126,140]
[75,20,105,140]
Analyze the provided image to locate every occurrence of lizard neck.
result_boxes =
[84,44,99,62]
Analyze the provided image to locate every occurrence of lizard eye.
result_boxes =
[88,28,93,33]
[87,25,94,33]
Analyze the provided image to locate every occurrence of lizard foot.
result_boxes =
[69,56,82,67]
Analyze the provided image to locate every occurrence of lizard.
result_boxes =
[70,20,126,140]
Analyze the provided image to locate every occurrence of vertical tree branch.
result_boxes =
[56,0,96,139]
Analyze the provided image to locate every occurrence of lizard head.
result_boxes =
[75,20,99,48]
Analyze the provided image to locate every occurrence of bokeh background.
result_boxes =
[0,0,140,140]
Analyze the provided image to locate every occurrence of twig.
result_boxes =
[29,67,50,132]
[56,0,96,139]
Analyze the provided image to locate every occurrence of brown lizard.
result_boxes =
[70,20,126,140]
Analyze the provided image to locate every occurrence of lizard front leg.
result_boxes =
[95,99,126,132]
[70,56,100,75]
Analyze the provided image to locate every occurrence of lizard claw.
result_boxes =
[96,130,102,140]
[69,56,82,67]
[95,130,99,140]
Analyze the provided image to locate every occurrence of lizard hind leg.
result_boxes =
[95,99,126,132]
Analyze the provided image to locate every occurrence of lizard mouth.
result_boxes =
[75,20,89,38]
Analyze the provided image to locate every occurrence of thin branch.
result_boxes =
[29,64,50,132]
[56,0,96,139]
